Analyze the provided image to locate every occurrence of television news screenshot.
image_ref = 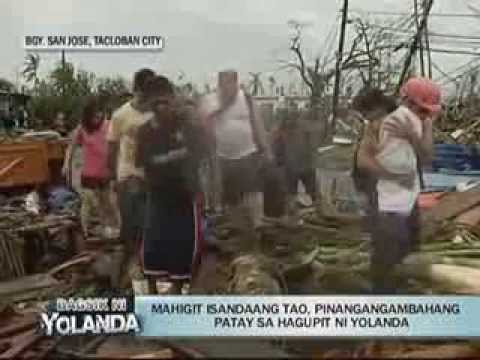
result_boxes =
[2,0,480,359]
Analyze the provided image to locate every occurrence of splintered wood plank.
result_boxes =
[422,190,480,223]
[455,205,480,227]
[0,316,37,338]
[396,344,478,359]
[0,274,59,298]
[0,329,42,359]
[129,349,174,359]
[421,189,480,236]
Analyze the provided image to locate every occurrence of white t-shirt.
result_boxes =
[107,102,152,181]
[200,90,257,160]
[376,106,423,214]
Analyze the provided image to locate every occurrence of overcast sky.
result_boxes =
[1,0,479,90]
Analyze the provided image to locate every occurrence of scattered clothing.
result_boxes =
[47,186,77,212]
[24,191,41,215]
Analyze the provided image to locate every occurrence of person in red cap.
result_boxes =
[358,77,441,294]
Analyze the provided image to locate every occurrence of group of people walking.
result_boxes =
[64,65,442,295]
[65,68,278,294]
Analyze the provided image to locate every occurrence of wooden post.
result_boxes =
[331,0,349,139]
[414,0,425,77]
[396,0,434,93]
[424,0,433,78]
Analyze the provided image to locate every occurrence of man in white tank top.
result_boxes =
[200,70,271,229]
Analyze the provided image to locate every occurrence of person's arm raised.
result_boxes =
[382,116,434,165]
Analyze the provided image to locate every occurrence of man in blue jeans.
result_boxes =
[107,68,155,287]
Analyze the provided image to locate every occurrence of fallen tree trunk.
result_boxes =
[398,261,480,294]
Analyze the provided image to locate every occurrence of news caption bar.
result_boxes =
[40,296,480,337]
[136,296,479,337]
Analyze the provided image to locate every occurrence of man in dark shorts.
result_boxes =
[136,76,208,294]
[107,68,155,287]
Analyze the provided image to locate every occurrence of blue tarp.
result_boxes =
[431,144,480,172]
[423,144,480,191]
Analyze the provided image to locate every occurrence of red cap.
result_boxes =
[400,77,442,114]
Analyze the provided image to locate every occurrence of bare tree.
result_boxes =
[282,20,335,106]
[342,17,407,91]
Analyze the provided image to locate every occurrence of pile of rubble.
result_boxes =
[0,188,121,359]
[0,192,81,281]
[436,97,480,144]
[201,185,480,297]
[190,188,480,358]
[3,178,480,358]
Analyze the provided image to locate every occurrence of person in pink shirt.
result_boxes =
[69,97,117,238]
